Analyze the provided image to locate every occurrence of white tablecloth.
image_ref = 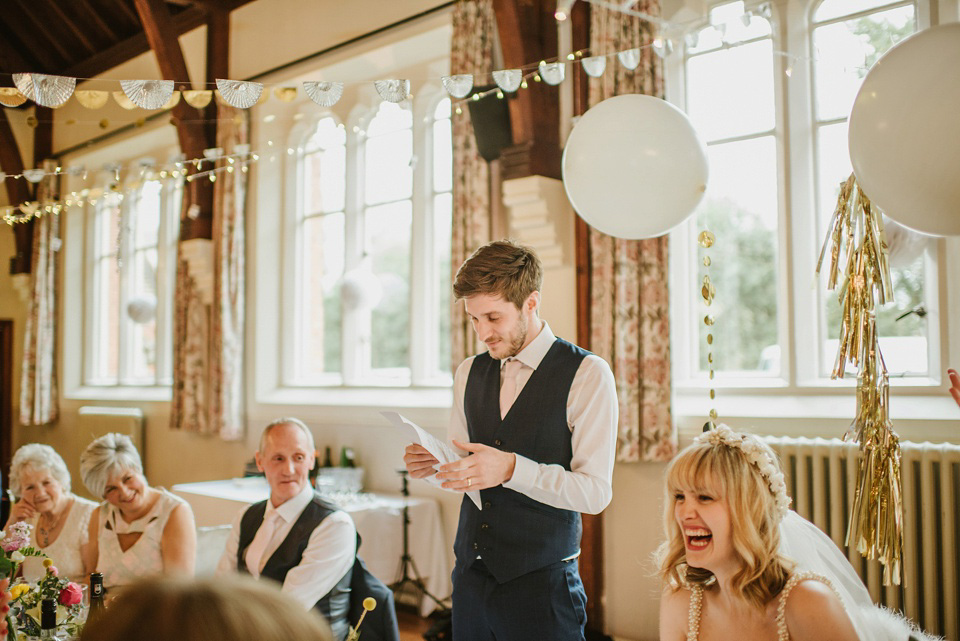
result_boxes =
[172,478,451,616]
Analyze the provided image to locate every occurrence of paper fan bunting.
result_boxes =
[538,61,565,85]
[23,169,46,184]
[75,90,109,109]
[441,74,474,99]
[374,79,410,103]
[182,90,213,109]
[0,88,27,107]
[274,87,297,102]
[492,69,522,93]
[161,91,181,109]
[216,79,263,109]
[121,79,174,110]
[303,81,344,107]
[581,56,607,78]
[112,91,138,110]
[14,73,76,108]
[617,48,641,70]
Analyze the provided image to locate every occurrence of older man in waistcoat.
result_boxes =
[404,240,618,641]
[217,418,356,640]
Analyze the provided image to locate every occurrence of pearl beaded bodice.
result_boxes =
[685,571,838,641]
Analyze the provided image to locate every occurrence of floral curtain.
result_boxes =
[170,107,248,440]
[587,2,675,462]
[19,159,60,426]
[450,0,497,369]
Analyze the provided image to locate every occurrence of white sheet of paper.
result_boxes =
[382,411,482,510]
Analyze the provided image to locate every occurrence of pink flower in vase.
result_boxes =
[47,566,58,577]
[59,583,83,606]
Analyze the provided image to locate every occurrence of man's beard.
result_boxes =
[503,316,527,359]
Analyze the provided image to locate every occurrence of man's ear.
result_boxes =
[255,452,264,473]
[526,291,541,315]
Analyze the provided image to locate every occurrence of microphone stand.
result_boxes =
[391,470,449,612]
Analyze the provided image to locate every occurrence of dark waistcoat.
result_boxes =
[238,494,352,640]
[454,337,588,584]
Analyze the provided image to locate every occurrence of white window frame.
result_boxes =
[666,0,959,431]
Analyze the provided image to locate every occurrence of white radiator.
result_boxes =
[77,406,145,470]
[763,436,960,640]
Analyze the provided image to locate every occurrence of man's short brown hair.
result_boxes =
[453,240,542,309]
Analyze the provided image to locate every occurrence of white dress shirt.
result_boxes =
[442,321,618,515]
[216,484,357,610]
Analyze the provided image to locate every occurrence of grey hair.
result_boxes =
[80,433,144,499]
[9,444,72,497]
[258,418,316,454]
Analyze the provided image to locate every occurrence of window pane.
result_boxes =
[434,97,451,120]
[364,128,413,205]
[128,248,158,383]
[687,38,775,141]
[135,181,162,249]
[432,114,453,193]
[96,202,121,258]
[300,213,345,378]
[366,102,413,137]
[304,118,346,215]
[367,200,412,372]
[695,137,780,374]
[434,192,453,376]
[93,255,120,383]
[815,121,852,231]
[812,5,915,121]
[814,0,908,23]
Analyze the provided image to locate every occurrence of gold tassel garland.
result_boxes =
[815,173,903,586]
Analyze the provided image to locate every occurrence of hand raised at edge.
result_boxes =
[8,498,35,523]
[404,444,440,479]
[949,369,960,409]
[435,439,516,492]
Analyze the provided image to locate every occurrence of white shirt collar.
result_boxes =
[501,320,555,371]
[266,483,315,524]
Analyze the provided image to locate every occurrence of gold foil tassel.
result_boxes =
[816,172,902,586]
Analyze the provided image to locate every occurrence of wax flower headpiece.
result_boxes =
[694,424,792,522]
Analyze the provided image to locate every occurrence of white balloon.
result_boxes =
[561,94,708,239]
[340,267,383,310]
[127,295,157,324]
[848,23,960,237]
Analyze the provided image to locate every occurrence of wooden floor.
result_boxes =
[397,609,432,641]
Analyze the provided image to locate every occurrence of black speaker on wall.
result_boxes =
[466,85,513,162]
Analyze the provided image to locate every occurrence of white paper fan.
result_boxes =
[581,56,607,78]
[538,61,565,85]
[617,48,641,70]
[303,81,344,107]
[492,69,522,93]
[14,73,76,108]
[441,74,474,99]
[22,169,46,184]
[374,79,410,103]
[215,79,263,109]
[121,79,174,110]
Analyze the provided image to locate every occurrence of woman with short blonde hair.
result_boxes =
[80,434,196,591]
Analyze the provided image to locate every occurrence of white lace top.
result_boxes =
[25,495,97,581]
[96,488,186,589]
[686,571,839,641]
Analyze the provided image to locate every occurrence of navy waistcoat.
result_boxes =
[454,337,588,584]
[238,494,352,640]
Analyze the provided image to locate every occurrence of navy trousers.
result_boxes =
[451,558,587,641]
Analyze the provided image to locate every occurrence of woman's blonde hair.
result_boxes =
[79,576,333,641]
[79,433,143,499]
[657,433,794,609]
[9,444,71,497]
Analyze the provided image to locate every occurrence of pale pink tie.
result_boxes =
[499,358,522,419]
[245,511,281,578]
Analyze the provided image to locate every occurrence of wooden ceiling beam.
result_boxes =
[82,4,121,43]
[0,109,35,275]
[35,0,99,57]
[11,0,73,68]
[62,5,207,80]
[204,8,229,144]
[0,25,35,73]
[0,19,60,73]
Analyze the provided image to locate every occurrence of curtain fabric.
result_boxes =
[450,0,497,369]
[171,107,248,440]
[19,159,60,426]
[587,2,676,462]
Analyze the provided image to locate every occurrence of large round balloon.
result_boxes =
[848,23,960,236]
[562,94,708,239]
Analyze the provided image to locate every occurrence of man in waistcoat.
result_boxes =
[217,418,356,640]
[404,240,618,641]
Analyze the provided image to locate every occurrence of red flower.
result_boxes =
[59,582,83,606]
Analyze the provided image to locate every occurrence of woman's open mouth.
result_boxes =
[685,528,712,550]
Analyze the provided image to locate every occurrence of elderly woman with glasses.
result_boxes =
[80,433,196,591]
[4,444,98,581]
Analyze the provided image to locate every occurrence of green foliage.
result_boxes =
[850,13,916,77]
